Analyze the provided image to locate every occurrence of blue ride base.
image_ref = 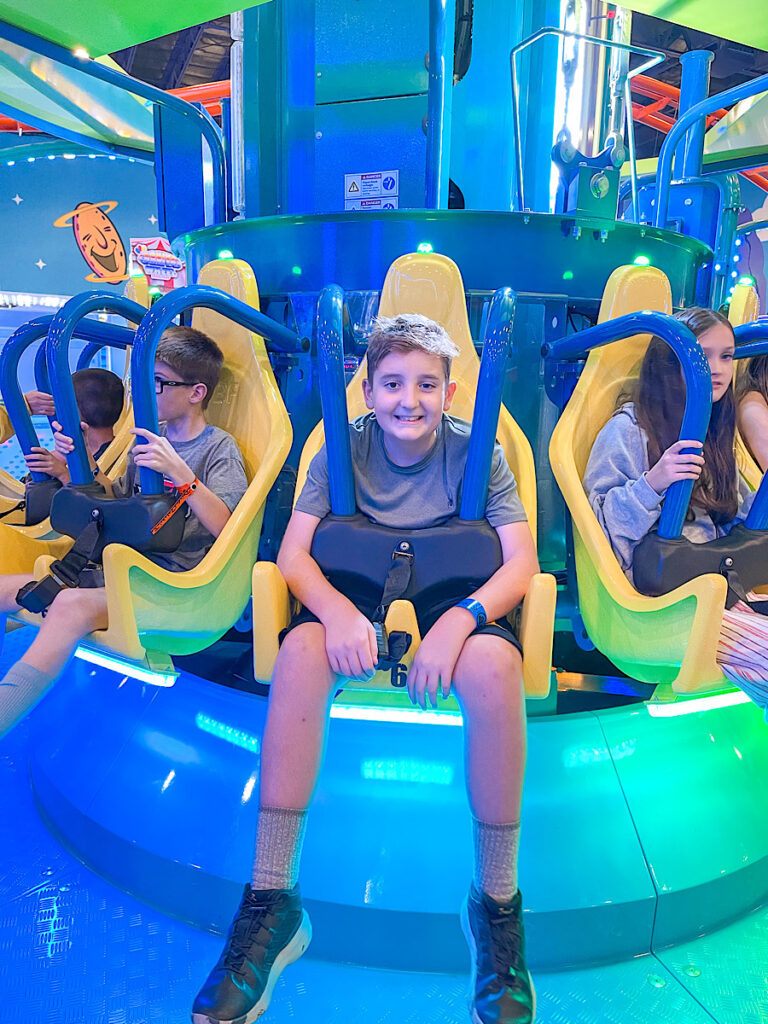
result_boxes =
[1,620,765,1022]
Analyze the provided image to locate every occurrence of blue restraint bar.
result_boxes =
[460,287,517,520]
[317,284,356,517]
[47,295,147,484]
[542,311,710,539]
[0,314,135,482]
[131,284,308,495]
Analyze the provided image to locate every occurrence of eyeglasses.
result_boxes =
[154,375,197,395]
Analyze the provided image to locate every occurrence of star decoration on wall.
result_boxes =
[148,214,158,225]
[35,259,46,270]
[11,194,22,205]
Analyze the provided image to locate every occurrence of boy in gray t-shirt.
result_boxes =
[193,315,540,1024]
[0,326,246,733]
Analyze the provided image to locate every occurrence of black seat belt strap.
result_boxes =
[15,513,104,615]
[372,541,414,668]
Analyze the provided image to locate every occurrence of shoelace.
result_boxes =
[222,900,272,975]
[487,907,525,983]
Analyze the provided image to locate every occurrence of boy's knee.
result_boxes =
[453,640,523,712]
[47,587,106,631]
[273,623,334,687]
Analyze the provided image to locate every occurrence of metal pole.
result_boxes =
[230,11,246,217]
[674,49,714,181]
[425,0,456,209]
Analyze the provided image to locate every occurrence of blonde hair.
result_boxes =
[366,314,459,381]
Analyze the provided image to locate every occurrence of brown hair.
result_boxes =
[72,367,124,429]
[366,313,459,382]
[156,325,224,409]
[736,352,768,406]
[630,306,738,524]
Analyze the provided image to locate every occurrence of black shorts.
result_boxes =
[279,604,522,656]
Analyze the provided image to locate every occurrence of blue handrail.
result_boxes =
[655,70,768,230]
[460,287,516,520]
[317,285,356,516]
[543,311,710,538]
[76,337,132,372]
[733,323,768,348]
[0,22,227,223]
[130,285,308,494]
[0,314,136,482]
[47,295,147,484]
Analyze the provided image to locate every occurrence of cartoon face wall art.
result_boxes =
[54,200,128,284]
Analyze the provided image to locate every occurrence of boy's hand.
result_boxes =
[52,420,77,457]
[407,606,475,708]
[24,390,55,417]
[323,606,378,680]
[131,427,195,487]
[24,446,69,482]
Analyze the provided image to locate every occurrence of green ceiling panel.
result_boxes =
[619,1,768,51]
[0,1,271,58]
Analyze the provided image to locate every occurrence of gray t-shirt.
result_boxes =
[113,423,247,572]
[584,402,755,583]
[295,413,527,530]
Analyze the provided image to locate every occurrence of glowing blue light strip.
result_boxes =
[195,713,261,752]
[647,690,750,718]
[330,704,463,726]
[73,646,176,687]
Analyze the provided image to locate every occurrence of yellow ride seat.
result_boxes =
[549,263,734,695]
[23,257,292,673]
[729,282,762,489]
[252,251,556,700]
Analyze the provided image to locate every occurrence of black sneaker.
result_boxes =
[461,885,536,1024]
[191,884,311,1024]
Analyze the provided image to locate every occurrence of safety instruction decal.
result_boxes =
[344,170,399,211]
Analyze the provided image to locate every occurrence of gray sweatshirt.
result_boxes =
[583,403,755,584]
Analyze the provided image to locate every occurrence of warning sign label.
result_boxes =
[344,169,399,210]
[345,197,399,211]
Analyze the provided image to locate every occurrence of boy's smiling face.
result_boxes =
[362,348,456,464]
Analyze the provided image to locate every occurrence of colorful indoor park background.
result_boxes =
[1,2,768,1022]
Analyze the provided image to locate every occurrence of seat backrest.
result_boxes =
[729,282,762,488]
[193,260,281,483]
[571,265,673,480]
[296,252,538,539]
[549,265,673,598]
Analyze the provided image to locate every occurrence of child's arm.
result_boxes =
[53,421,112,492]
[406,521,539,708]
[131,427,231,538]
[738,391,768,474]
[277,510,379,680]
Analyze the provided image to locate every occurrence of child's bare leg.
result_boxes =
[252,622,337,890]
[0,574,35,615]
[452,634,526,903]
[0,587,107,737]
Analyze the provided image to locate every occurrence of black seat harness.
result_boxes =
[633,522,768,612]
[310,512,502,669]
[15,481,194,615]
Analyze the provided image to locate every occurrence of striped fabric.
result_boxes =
[717,593,768,717]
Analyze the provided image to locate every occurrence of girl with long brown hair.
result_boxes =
[736,353,768,472]
[584,307,768,713]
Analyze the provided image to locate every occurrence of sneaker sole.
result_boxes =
[191,910,312,1024]
[460,899,537,1024]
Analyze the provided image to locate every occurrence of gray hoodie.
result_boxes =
[583,403,755,584]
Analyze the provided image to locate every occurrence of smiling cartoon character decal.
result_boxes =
[54,200,128,284]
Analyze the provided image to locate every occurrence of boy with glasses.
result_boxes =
[0,326,247,734]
